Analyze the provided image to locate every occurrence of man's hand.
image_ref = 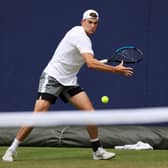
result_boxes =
[114,60,133,77]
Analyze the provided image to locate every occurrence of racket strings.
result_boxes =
[114,48,143,63]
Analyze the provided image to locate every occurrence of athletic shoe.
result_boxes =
[93,147,116,160]
[2,148,16,162]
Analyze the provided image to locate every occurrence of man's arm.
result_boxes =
[82,53,133,77]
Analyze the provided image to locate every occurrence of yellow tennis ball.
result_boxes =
[101,96,109,104]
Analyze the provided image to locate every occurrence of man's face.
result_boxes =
[81,18,98,35]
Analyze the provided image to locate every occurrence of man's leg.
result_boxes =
[68,91,97,138]
[16,98,51,141]
[68,91,116,160]
[2,98,51,162]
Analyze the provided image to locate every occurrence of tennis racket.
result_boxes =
[100,46,143,64]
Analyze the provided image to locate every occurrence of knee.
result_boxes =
[34,99,50,112]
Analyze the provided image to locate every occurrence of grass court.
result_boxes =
[0,147,168,168]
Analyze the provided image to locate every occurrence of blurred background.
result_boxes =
[0,0,168,112]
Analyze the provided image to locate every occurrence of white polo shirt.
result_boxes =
[44,26,94,86]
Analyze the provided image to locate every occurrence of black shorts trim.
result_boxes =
[37,86,84,104]
[37,93,57,104]
[67,86,84,97]
[60,86,84,103]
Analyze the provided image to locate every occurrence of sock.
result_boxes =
[9,138,21,152]
[90,138,102,152]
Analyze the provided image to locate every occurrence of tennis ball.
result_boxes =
[101,96,109,104]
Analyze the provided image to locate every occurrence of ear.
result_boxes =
[81,19,85,25]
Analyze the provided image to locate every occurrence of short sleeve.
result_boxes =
[70,31,94,55]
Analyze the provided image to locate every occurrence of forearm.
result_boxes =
[86,57,116,73]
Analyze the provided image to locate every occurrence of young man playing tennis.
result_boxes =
[2,9,133,162]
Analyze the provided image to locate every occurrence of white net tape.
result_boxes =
[0,107,168,127]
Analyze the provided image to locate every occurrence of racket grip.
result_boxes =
[99,59,108,63]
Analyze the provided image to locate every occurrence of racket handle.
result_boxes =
[99,59,108,63]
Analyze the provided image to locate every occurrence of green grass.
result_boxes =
[0,147,168,168]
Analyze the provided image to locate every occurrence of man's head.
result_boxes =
[81,9,99,35]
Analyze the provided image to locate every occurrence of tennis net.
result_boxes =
[0,107,168,127]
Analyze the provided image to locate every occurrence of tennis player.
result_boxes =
[2,9,133,162]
